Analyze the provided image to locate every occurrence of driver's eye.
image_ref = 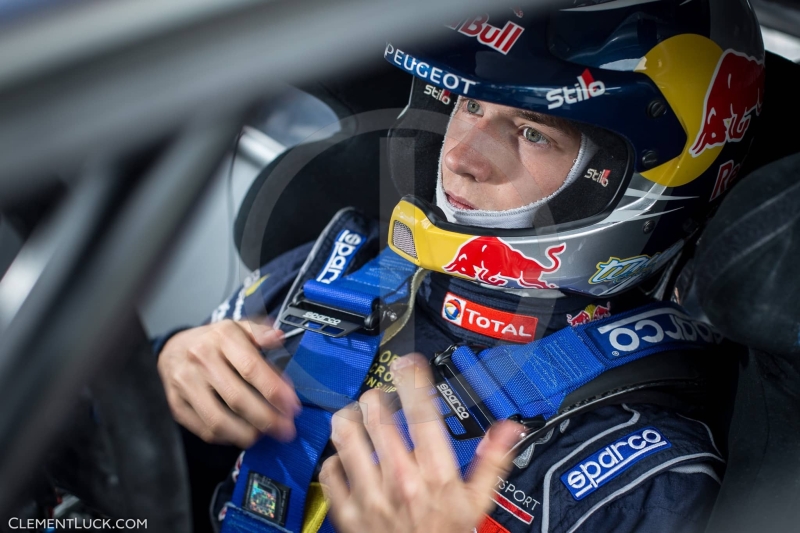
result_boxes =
[465,99,481,114]
[522,126,548,145]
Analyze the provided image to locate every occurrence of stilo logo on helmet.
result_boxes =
[546,69,607,110]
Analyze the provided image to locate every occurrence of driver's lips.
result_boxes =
[445,190,477,210]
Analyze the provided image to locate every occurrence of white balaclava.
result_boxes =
[435,101,597,229]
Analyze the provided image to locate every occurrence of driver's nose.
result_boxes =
[443,125,497,184]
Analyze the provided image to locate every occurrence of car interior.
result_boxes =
[0,1,798,532]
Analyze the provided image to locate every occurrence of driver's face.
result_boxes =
[441,98,582,211]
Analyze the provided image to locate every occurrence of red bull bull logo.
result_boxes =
[690,49,765,158]
[567,302,612,327]
[594,304,612,321]
[444,237,566,289]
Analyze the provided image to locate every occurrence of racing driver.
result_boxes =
[154,1,766,532]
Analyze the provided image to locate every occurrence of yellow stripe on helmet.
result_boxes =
[635,34,724,187]
[388,199,474,280]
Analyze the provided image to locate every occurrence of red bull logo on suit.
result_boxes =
[567,302,612,327]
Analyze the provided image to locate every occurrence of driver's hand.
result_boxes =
[157,319,301,448]
[320,354,523,533]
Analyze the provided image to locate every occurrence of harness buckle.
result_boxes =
[432,345,549,442]
[280,291,403,338]
[431,344,496,441]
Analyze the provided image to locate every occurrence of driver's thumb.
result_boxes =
[239,319,285,349]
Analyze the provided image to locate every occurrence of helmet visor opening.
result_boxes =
[388,78,634,234]
[440,102,633,230]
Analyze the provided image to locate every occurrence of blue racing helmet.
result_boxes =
[384,0,764,297]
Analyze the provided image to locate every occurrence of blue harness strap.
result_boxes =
[222,242,723,532]
[301,248,416,316]
[389,302,723,476]
[221,248,418,533]
[453,302,722,421]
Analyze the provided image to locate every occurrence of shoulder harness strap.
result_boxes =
[223,236,423,532]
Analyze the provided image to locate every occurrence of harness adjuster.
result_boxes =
[280,290,403,338]
[431,344,496,441]
[432,345,549,442]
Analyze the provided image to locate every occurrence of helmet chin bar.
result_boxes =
[389,196,568,291]
[389,196,455,269]
[388,194,681,298]
[389,196,498,274]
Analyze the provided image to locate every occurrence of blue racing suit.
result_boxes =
[157,210,728,533]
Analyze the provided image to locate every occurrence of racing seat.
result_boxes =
[695,151,800,533]
[234,59,410,270]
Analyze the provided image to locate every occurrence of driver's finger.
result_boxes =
[466,421,523,512]
[202,351,296,441]
[220,321,301,417]
[171,378,260,447]
[319,454,351,505]
[320,455,356,533]
[391,354,459,483]
[330,403,381,496]
[180,379,261,448]
[235,319,284,350]
[358,388,416,500]
[170,394,215,439]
